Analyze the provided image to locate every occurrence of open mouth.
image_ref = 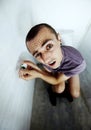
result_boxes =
[48,61,56,66]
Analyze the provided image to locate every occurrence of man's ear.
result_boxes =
[57,33,62,43]
[57,33,60,40]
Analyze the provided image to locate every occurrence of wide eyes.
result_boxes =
[35,53,41,58]
[34,42,54,58]
[46,44,53,50]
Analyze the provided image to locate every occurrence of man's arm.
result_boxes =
[39,70,70,85]
[19,60,70,85]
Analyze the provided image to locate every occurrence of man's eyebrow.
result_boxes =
[41,39,51,47]
[33,39,52,56]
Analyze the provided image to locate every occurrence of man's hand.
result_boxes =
[19,60,70,85]
[19,60,42,80]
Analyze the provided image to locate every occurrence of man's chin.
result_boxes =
[51,66,59,69]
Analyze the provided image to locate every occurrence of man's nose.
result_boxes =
[42,52,51,63]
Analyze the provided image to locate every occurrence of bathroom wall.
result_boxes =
[0,0,35,130]
[23,0,91,47]
[0,0,91,130]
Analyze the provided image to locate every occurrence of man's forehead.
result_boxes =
[27,29,56,52]
[27,37,51,54]
[27,40,39,53]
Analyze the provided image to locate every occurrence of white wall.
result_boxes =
[0,0,91,129]
[0,0,35,130]
[18,0,91,47]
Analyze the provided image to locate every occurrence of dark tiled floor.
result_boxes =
[30,78,91,130]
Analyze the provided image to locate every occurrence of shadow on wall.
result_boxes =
[78,23,91,76]
[78,23,91,99]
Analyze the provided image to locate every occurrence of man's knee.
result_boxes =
[52,82,65,94]
[54,87,65,94]
[68,75,80,98]
[71,90,80,98]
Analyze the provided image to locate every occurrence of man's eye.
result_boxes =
[35,53,41,58]
[46,44,53,50]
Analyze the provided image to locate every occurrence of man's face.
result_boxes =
[26,27,63,69]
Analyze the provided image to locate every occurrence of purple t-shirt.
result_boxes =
[43,45,86,77]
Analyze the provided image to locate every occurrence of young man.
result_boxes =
[19,23,86,105]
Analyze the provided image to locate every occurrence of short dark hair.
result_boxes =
[25,23,58,42]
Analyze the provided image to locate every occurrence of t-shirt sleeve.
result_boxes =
[63,60,86,77]
[60,46,86,77]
